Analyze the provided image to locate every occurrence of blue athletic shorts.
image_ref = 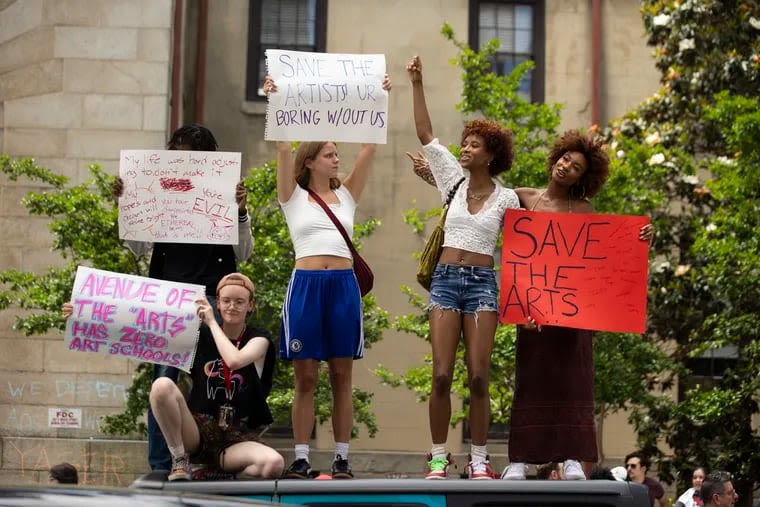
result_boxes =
[280,268,364,361]
[429,263,498,314]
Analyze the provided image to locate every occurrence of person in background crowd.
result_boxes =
[675,466,707,507]
[536,462,563,480]
[700,471,738,507]
[263,74,391,480]
[588,465,617,481]
[112,123,253,472]
[610,465,629,482]
[407,54,520,480]
[625,451,667,507]
[49,463,78,484]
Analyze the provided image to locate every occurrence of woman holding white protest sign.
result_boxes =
[263,73,390,480]
[407,55,520,480]
[63,273,283,482]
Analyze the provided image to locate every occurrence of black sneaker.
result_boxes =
[284,458,312,479]
[331,455,353,479]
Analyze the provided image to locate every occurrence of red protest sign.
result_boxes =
[499,209,650,333]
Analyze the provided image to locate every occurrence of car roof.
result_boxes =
[135,474,647,498]
[0,485,276,507]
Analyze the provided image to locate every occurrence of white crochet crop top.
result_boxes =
[422,138,520,256]
[280,184,356,260]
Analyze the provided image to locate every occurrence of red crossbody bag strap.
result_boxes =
[306,188,360,257]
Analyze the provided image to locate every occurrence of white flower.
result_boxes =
[645,132,661,146]
[653,13,671,27]
[610,141,619,151]
[648,153,666,166]
[706,223,717,233]
[750,17,760,30]
[656,261,671,273]
[716,156,736,166]
[679,38,695,52]
[675,264,691,277]
[616,150,626,159]
[682,174,699,185]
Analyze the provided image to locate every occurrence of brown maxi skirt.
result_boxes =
[507,325,598,463]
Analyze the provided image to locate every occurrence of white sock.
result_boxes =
[294,444,309,462]
[430,444,447,459]
[335,442,349,461]
[168,444,185,459]
[470,444,488,462]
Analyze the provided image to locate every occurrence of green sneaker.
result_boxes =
[425,453,453,479]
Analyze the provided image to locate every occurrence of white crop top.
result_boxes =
[423,138,520,256]
[280,184,356,260]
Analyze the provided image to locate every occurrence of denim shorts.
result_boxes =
[428,263,498,314]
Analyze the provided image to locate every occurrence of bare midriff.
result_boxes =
[295,255,353,270]
[438,247,494,268]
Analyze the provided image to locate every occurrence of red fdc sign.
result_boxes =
[499,209,650,334]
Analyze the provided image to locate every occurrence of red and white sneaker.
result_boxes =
[425,453,454,479]
[466,455,496,480]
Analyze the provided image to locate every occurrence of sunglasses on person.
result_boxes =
[625,463,639,469]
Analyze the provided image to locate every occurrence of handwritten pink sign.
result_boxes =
[64,266,204,372]
[118,149,241,244]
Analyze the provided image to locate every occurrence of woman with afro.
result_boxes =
[501,130,653,481]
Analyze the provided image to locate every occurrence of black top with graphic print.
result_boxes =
[186,325,275,429]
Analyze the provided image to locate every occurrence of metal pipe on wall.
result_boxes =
[591,0,602,126]
[170,0,184,133]
[194,0,209,124]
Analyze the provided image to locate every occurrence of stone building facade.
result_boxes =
[0,0,660,484]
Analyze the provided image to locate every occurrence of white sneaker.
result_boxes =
[563,459,585,480]
[501,462,526,480]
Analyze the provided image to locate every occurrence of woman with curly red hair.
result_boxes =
[407,55,520,480]
[501,130,653,481]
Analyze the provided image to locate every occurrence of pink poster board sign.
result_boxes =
[65,266,204,372]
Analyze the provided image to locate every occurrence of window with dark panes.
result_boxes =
[246,0,327,101]
[468,0,544,102]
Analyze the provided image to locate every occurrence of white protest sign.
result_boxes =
[118,149,241,245]
[48,408,82,428]
[65,266,203,373]
[265,49,388,144]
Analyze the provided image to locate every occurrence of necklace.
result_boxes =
[467,187,493,201]
[531,190,572,212]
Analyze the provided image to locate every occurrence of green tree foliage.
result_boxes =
[640,0,760,151]
[597,1,760,502]
[628,94,760,502]
[376,25,671,458]
[0,155,389,439]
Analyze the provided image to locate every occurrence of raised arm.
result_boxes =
[195,297,269,370]
[342,144,376,202]
[342,75,391,202]
[406,151,436,187]
[234,180,254,261]
[263,76,298,202]
[407,56,434,145]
